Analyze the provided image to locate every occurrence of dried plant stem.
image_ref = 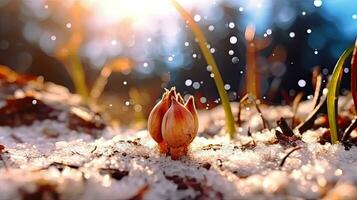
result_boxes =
[327,47,353,144]
[237,94,268,129]
[311,73,322,109]
[171,0,236,138]
[245,24,258,97]
[90,67,112,101]
[341,117,357,142]
[279,146,302,168]
[296,96,327,133]
[291,92,304,128]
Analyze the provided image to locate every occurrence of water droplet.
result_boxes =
[200,97,207,103]
[210,48,215,53]
[111,40,117,45]
[266,29,272,35]
[298,79,306,87]
[228,50,234,55]
[263,33,267,37]
[314,0,322,7]
[123,81,128,85]
[224,84,231,90]
[240,70,244,74]
[134,104,142,112]
[192,53,197,58]
[143,62,148,67]
[44,4,48,9]
[344,68,349,73]
[239,7,244,12]
[194,14,201,22]
[185,79,192,86]
[206,65,212,71]
[147,37,152,42]
[208,25,215,31]
[193,82,200,89]
[66,23,72,29]
[210,73,214,78]
[125,101,130,106]
[232,57,239,63]
[352,14,357,20]
[289,32,295,38]
[50,35,56,41]
[314,50,318,55]
[229,36,238,44]
[307,29,312,34]
[168,56,173,61]
[302,11,306,16]
[184,42,189,46]
[32,100,37,105]
[228,22,235,29]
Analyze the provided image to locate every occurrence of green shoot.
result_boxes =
[327,46,353,144]
[68,53,89,100]
[170,0,236,138]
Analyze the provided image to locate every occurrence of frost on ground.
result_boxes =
[1,71,357,200]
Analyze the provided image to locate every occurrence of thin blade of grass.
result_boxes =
[170,0,236,138]
[327,47,353,144]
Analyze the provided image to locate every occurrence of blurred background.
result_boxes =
[0,0,356,126]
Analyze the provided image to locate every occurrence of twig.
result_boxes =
[277,117,294,137]
[254,101,269,129]
[296,96,327,133]
[237,94,249,126]
[311,73,323,109]
[237,94,269,129]
[90,145,97,154]
[291,92,304,128]
[280,146,302,168]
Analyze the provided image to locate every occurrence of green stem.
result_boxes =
[68,53,89,99]
[170,0,236,138]
[327,46,353,144]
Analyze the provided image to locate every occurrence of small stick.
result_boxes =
[237,94,249,126]
[237,94,269,129]
[277,117,294,137]
[280,146,302,168]
[311,73,323,109]
[90,145,97,154]
[254,101,269,129]
[296,96,327,133]
[291,92,304,128]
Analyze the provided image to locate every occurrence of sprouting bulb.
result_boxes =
[147,88,176,152]
[147,88,198,159]
[162,97,195,148]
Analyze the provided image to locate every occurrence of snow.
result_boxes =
[0,84,357,199]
